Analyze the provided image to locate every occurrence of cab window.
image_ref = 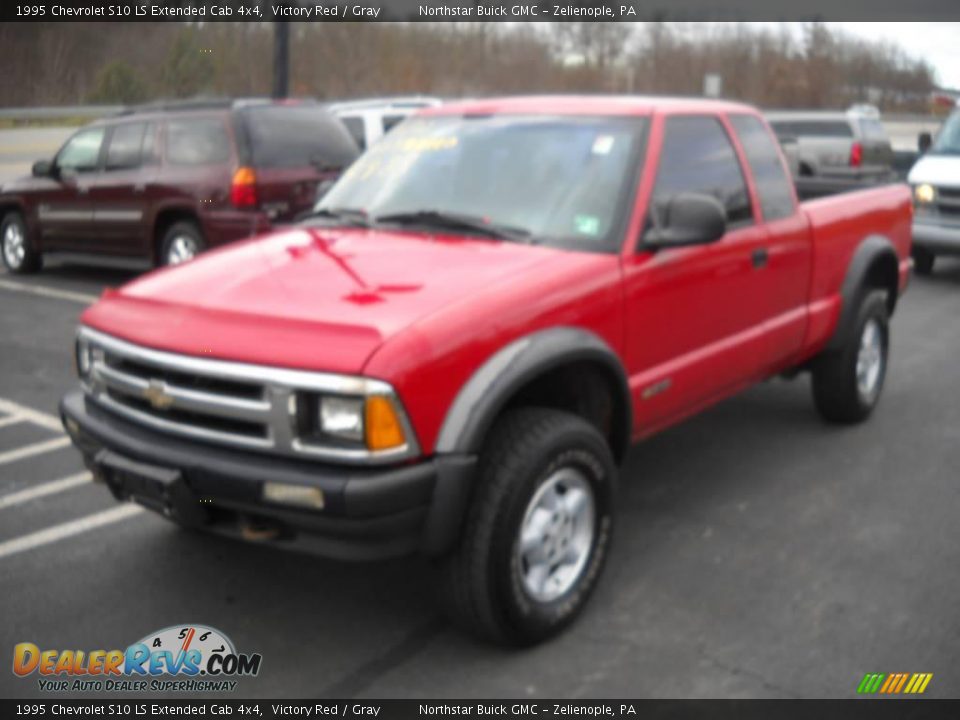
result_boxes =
[652,116,753,228]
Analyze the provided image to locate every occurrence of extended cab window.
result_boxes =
[56,127,105,173]
[165,118,231,166]
[652,116,752,227]
[105,122,147,170]
[730,114,796,222]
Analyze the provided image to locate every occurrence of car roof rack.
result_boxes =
[112,97,319,116]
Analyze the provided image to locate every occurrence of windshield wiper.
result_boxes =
[302,206,371,227]
[374,209,533,242]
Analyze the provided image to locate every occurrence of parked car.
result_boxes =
[327,96,443,150]
[61,96,912,646]
[908,103,960,274]
[0,98,359,273]
[766,105,894,182]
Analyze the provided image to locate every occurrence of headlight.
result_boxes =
[75,338,91,378]
[914,183,936,204]
[319,396,364,442]
[297,393,409,453]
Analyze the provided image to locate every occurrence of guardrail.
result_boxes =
[0,105,124,121]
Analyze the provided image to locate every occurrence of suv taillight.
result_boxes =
[231,167,258,208]
[849,142,863,168]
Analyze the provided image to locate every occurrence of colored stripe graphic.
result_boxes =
[857,672,932,694]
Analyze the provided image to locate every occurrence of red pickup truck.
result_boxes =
[60,96,912,646]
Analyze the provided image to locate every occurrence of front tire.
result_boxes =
[812,289,889,424]
[437,408,617,646]
[160,221,205,266]
[1,211,41,274]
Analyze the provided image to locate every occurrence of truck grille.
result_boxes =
[77,327,417,464]
[935,185,960,218]
[88,335,277,451]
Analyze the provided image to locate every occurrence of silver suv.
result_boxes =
[767,106,894,181]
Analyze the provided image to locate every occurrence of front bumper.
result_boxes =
[60,390,475,561]
[912,220,960,256]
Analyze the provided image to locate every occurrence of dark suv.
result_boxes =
[0,99,359,273]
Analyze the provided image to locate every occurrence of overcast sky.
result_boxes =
[823,22,959,89]
[688,23,959,89]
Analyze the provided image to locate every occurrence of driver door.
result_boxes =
[38,126,105,252]
[622,114,771,433]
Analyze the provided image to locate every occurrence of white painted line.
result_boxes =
[0,415,25,429]
[0,504,143,560]
[0,398,64,433]
[0,471,92,510]
[0,436,71,465]
[0,278,98,305]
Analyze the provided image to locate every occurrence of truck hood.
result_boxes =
[81,226,557,375]
[908,154,960,187]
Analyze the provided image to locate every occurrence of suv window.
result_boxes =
[382,114,406,133]
[239,105,359,169]
[774,120,854,139]
[56,127,106,173]
[652,116,752,227]
[730,115,795,222]
[105,122,147,170]
[165,118,231,166]
[339,115,366,150]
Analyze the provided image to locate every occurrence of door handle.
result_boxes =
[133,183,146,193]
[77,185,89,195]
[752,247,769,269]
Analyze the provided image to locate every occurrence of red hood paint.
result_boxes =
[80,227,558,375]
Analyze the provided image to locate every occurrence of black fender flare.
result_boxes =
[826,234,899,352]
[434,326,632,459]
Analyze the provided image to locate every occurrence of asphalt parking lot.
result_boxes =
[0,257,958,700]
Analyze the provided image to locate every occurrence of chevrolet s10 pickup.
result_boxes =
[60,96,912,645]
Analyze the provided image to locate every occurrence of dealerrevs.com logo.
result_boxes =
[13,624,262,693]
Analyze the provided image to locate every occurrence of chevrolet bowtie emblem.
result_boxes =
[143,380,174,410]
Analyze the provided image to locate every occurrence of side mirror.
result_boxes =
[32,160,53,178]
[918,132,932,154]
[642,193,727,249]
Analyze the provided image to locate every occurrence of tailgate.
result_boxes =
[255,166,341,222]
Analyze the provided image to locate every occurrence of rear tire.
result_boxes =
[437,408,617,646]
[160,221,205,266]
[912,248,935,276]
[812,289,889,424]
[1,211,42,274]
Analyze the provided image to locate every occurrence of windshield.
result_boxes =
[930,111,960,156]
[314,114,648,251]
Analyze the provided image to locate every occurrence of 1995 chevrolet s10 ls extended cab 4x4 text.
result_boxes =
[60,97,912,645]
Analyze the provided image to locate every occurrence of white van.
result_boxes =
[328,96,443,151]
[908,104,960,275]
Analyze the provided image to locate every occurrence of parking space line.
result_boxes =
[0,278,98,305]
[0,398,64,433]
[0,504,143,560]
[0,436,71,465]
[0,414,25,429]
[0,471,92,510]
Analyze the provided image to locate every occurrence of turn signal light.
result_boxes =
[230,166,258,208]
[365,396,406,451]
